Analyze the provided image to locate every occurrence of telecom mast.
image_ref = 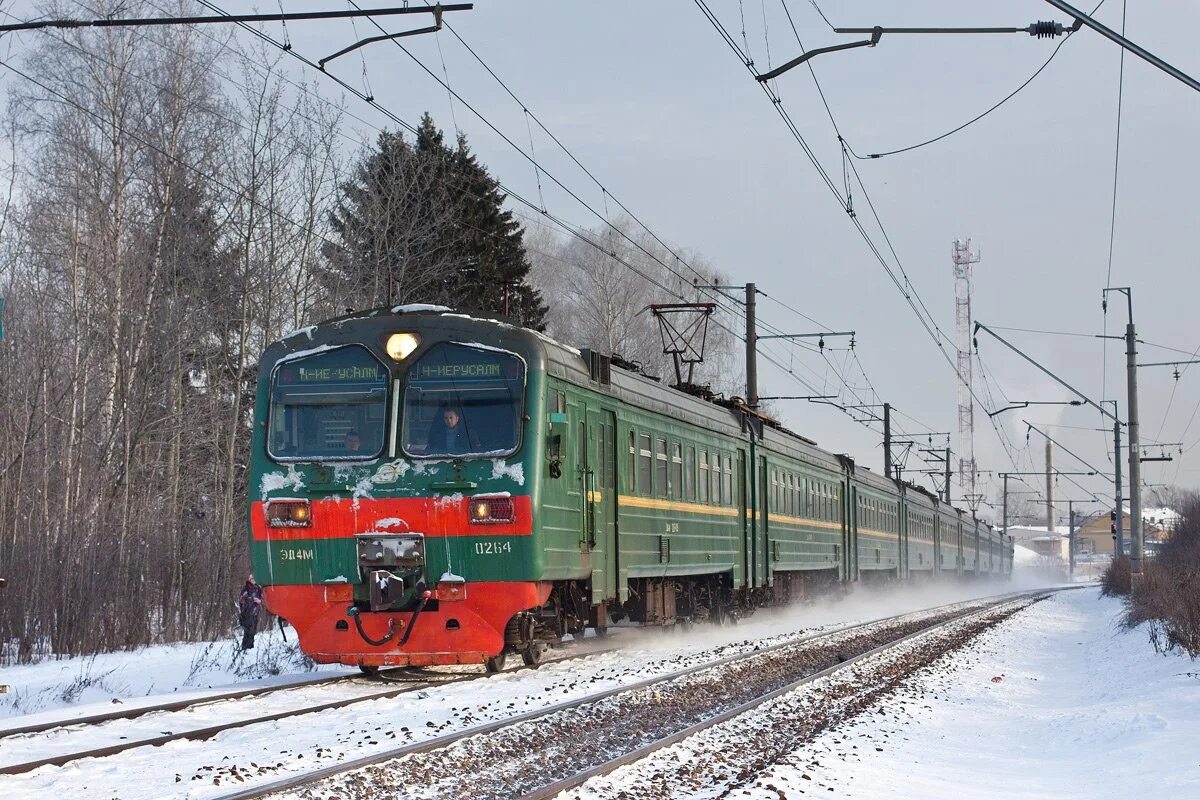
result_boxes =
[953,240,981,509]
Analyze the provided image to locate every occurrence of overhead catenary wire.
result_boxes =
[1100,0,1124,422]
[345,0,936,448]
[801,0,1105,160]
[697,0,1038,503]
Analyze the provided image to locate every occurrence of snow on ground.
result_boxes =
[0,580,1031,800]
[0,625,351,724]
[0,578,1028,726]
[739,587,1200,799]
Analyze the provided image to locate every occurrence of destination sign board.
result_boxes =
[276,347,387,387]
[415,362,503,381]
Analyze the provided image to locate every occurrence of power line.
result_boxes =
[1101,0,1125,411]
[799,0,1104,160]
[696,0,1036,496]
[351,0,923,443]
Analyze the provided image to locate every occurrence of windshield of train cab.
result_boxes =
[268,345,388,461]
[402,342,526,458]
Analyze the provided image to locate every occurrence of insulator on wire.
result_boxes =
[1027,20,1064,38]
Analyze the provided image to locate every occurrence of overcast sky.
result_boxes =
[8,0,1198,518]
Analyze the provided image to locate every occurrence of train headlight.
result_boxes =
[469,496,514,524]
[386,332,420,361]
[267,499,312,527]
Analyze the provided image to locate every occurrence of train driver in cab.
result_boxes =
[428,404,476,455]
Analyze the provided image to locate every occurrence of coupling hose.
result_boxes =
[348,606,396,647]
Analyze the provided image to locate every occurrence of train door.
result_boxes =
[584,407,618,605]
[845,485,858,582]
[759,454,771,587]
[738,449,755,588]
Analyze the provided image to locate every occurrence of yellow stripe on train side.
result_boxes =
[616,495,740,517]
[765,513,843,531]
[613,498,936,543]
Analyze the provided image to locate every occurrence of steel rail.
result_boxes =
[0,666,428,739]
[518,592,1050,800]
[0,648,614,776]
[211,587,1057,800]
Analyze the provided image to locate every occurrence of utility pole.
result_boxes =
[1113,415,1124,557]
[1105,287,1142,577]
[883,402,892,479]
[1045,440,1054,534]
[745,282,757,408]
[1126,315,1142,575]
[944,446,952,503]
[1002,473,1009,542]
[1068,501,1076,579]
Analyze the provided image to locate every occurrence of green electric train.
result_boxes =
[249,305,1012,671]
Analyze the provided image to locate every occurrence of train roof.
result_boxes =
[275,307,988,523]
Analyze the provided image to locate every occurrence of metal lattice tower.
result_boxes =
[953,239,981,509]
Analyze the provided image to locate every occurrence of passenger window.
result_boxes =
[671,442,683,500]
[628,430,637,490]
[638,434,652,495]
[685,446,696,501]
[721,454,733,506]
[655,438,668,497]
[705,453,715,503]
[699,450,710,503]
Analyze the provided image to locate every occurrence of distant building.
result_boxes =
[1072,507,1180,556]
[1027,535,1069,561]
[1076,514,1125,556]
[1006,525,1069,561]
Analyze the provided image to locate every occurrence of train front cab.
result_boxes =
[250,314,554,669]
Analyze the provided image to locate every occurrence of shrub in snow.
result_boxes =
[1121,497,1200,657]
[1101,555,1131,597]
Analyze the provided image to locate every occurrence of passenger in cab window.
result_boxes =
[344,429,361,453]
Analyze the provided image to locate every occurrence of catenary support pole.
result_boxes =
[745,282,757,408]
[1002,474,1009,544]
[1042,0,1200,94]
[944,447,952,503]
[1045,440,1054,535]
[1126,320,1143,576]
[883,402,892,479]
[1068,502,1076,579]
[1114,417,1124,557]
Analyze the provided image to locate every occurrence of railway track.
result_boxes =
[529,593,1045,800]
[0,646,614,777]
[0,664,432,739]
[211,588,1054,800]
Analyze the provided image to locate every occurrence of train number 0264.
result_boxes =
[474,541,513,556]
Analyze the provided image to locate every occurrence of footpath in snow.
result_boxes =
[743,587,1200,799]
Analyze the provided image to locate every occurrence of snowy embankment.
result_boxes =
[0,579,1029,725]
[0,626,352,724]
[738,587,1200,799]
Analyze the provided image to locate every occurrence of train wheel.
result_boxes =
[485,652,507,673]
[359,664,380,676]
[521,644,543,667]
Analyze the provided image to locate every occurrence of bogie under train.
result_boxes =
[249,307,1012,670]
